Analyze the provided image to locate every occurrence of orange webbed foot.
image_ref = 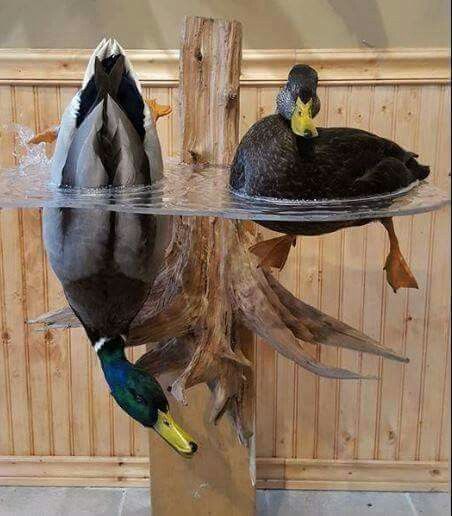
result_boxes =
[28,127,59,145]
[381,218,418,293]
[146,99,172,123]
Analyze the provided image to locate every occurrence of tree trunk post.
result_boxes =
[148,16,256,516]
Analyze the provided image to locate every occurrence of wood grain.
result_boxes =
[0,48,449,86]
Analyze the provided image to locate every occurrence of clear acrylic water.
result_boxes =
[0,125,449,221]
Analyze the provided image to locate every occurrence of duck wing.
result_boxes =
[231,118,430,201]
[313,128,430,196]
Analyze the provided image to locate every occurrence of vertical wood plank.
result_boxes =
[294,233,321,459]
[0,86,32,455]
[336,86,372,460]
[0,85,16,456]
[36,85,73,456]
[438,339,450,462]
[398,85,436,461]
[91,352,113,456]
[377,86,419,460]
[275,249,297,458]
[168,87,181,158]
[357,85,395,459]
[145,87,172,158]
[14,86,52,456]
[418,85,451,461]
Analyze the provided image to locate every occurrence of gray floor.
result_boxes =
[0,487,450,515]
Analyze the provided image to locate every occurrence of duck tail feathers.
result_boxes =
[406,155,430,181]
[94,54,125,101]
[83,38,142,94]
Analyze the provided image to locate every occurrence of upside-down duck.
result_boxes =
[41,39,197,457]
[230,64,430,292]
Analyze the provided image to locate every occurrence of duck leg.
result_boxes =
[381,217,418,293]
[249,234,297,270]
[146,99,172,122]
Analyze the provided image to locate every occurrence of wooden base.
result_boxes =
[149,385,255,516]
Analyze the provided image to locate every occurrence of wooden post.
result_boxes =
[148,16,256,516]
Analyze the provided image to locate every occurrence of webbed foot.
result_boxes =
[146,99,172,122]
[381,218,418,293]
[28,127,59,145]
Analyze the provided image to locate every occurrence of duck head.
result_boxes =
[276,64,320,138]
[96,336,198,458]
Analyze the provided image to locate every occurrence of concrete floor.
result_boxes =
[0,487,449,515]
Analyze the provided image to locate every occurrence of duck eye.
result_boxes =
[130,389,146,404]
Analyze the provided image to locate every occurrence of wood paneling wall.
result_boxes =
[0,50,450,490]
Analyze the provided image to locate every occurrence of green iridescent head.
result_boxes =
[96,337,198,458]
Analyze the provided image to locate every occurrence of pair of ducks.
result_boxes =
[37,42,428,458]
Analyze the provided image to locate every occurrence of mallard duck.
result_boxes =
[230,64,430,292]
[42,39,197,457]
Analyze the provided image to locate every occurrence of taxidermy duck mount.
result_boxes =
[31,38,197,457]
[230,64,430,292]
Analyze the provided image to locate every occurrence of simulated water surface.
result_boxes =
[0,125,449,221]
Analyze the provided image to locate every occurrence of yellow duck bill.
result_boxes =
[152,410,198,458]
[291,97,318,138]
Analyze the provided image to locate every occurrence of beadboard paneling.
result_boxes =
[0,49,450,489]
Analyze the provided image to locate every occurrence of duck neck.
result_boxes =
[93,336,132,389]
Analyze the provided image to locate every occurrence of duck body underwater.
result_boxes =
[42,39,197,457]
[230,64,429,291]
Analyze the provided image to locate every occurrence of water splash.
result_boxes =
[1,123,52,174]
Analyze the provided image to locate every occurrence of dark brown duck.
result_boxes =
[230,64,430,292]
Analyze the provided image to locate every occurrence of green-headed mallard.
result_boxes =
[230,64,429,292]
[42,39,197,457]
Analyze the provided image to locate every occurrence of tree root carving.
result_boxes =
[29,217,408,443]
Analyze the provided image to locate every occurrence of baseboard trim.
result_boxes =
[0,456,149,487]
[256,458,449,492]
[0,456,448,491]
[0,48,449,86]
